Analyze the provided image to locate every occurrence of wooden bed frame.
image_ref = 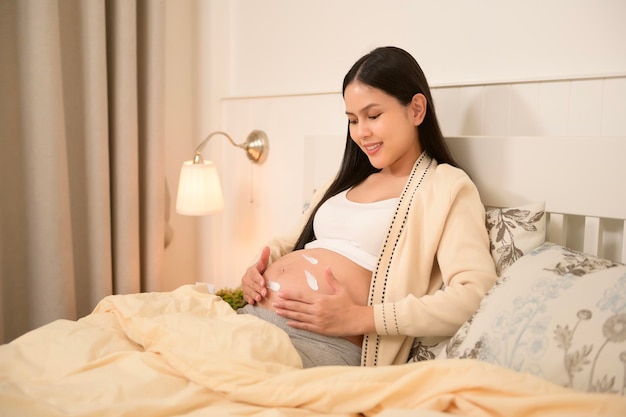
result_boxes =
[304,135,626,264]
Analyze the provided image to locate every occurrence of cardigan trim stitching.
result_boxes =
[393,303,399,335]
[362,153,431,366]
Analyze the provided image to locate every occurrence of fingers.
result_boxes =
[241,273,257,305]
[243,284,264,305]
[275,288,310,304]
[242,248,270,304]
[243,268,266,304]
[243,279,260,305]
[256,246,270,273]
[274,300,332,334]
[274,301,316,322]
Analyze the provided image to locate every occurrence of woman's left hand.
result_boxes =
[272,267,374,337]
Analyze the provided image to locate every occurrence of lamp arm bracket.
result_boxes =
[192,131,241,164]
[192,130,269,165]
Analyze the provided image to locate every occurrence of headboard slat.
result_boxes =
[583,217,601,257]
[546,213,566,247]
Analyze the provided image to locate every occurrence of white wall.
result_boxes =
[230,0,626,96]
[185,0,626,289]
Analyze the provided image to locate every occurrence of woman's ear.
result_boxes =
[410,93,427,126]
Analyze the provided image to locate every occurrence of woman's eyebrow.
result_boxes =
[345,103,380,116]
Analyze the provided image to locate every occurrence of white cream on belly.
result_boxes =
[302,254,319,265]
[304,270,319,291]
[266,280,281,292]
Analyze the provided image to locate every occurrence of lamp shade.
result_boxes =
[176,161,224,215]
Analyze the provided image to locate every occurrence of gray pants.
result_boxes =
[238,304,361,368]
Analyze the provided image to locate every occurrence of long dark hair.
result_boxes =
[293,46,458,250]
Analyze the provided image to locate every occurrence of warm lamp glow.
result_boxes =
[176,161,224,215]
[175,130,268,216]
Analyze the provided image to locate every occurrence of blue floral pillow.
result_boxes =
[440,242,626,396]
[407,203,547,364]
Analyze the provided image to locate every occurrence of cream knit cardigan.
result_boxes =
[264,154,498,366]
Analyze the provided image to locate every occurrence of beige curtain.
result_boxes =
[0,0,168,343]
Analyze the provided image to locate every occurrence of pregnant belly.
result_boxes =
[257,248,372,345]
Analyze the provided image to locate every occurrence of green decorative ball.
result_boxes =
[215,287,247,310]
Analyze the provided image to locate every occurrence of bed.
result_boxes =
[1,135,625,416]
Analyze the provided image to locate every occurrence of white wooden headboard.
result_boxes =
[304,135,626,263]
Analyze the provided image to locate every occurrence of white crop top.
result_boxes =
[304,189,399,271]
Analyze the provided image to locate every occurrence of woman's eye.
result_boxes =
[348,119,357,125]
[368,114,381,120]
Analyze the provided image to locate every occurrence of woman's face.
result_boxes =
[344,80,424,174]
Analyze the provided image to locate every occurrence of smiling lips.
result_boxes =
[363,142,382,155]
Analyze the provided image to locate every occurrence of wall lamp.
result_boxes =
[176,130,269,215]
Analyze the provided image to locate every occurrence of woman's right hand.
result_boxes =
[241,246,270,305]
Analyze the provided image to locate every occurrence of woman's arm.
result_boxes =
[373,170,498,338]
[241,178,335,304]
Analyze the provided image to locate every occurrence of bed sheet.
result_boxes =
[0,284,624,417]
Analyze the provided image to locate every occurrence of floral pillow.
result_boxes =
[440,242,626,396]
[486,202,546,276]
[406,202,546,363]
[407,336,449,363]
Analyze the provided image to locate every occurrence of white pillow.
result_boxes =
[485,202,546,276]
[440,242,626,396]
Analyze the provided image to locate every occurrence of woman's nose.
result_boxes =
[355,122,371,140]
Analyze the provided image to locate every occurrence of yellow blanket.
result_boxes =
[0,284,624,417]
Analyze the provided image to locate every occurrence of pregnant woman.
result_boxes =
[239,46,498,368]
